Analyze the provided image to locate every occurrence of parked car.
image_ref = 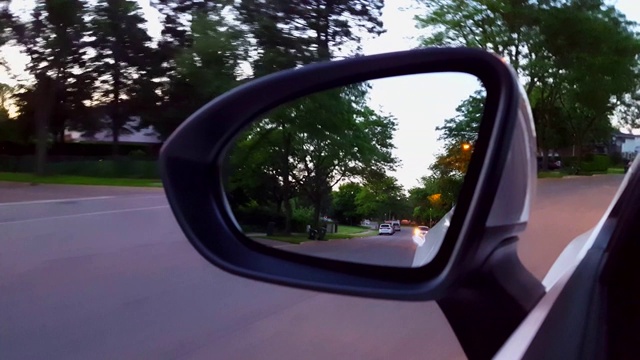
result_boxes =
[548,159,562,170]
[378,223,394,235]
[389,220,401,231]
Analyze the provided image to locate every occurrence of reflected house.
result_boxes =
[537,130,637,163]
[610,131,640,160]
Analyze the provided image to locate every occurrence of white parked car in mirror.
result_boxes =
[378,223,395,235]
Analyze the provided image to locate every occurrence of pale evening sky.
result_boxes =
[0,0,639,189]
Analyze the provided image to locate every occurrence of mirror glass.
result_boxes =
[224,72,486,267]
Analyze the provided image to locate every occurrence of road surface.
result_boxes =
[0,175,624,360]
[257,230,418,267]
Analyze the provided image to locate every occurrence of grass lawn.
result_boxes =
[538,171,564,179]
[261,224,376,244]
[260,235,309,244]
[538,169,623,178]
[335,224,372,235]
[0,172,162,187]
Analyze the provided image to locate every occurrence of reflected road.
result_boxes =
[0,175,624,359]
[258,230,418,267]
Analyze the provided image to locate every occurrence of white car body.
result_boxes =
[378,224,394,235]
[413,209,452,266]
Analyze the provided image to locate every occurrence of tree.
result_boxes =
[615,88,640,133]
[407,88,481,224]
[13,0,94,143]
[234,0,309,234]
[436,89,485,149]
[409,174,459,226]
[32,72,60,177]
[149,1,244,139]
[156,8,247,138]
[289,84,398,228]
[228,83,398,231]
[414,0,554,162]
[415,0,640,169]
[424,90,482,202]
[87,0,158,155]
[355,173,406,221]
[229,0,387,234]
[0,82,18,141]
[226,121,297,217]
[9,0,92,176]
[0,82,12,111]
[0,1,18,70]
[414,0,537,76]
[237,0,385,63]
[539,3,640,163]
[331,182,363,225]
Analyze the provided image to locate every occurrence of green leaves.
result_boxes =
[436,89,485,148]
[176,10,247,99]
[355,174,406,220]
[331,182,363,224]
[226,80,399,230]
[416,0,640,164]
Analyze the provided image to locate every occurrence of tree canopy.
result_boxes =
[1,0,640,228]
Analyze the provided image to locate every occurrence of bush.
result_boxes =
[0,156,160,178]
[561,156,577,168]
[609,152,625,167]
[128,149,147,158]
[558,155,610,174]
[292,206,314,232]
[231,203,318,234]
[579,154,610,173]
[232,202,286,233]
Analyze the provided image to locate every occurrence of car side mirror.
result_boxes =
[160,48,539,302]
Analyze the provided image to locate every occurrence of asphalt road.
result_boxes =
[266,230,418,267]
[0,175,624,360]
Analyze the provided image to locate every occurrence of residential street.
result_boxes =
[0,175,624,359]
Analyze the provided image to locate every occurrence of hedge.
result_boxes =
[232,205,313,234]
[579,154,610,173]
[550,155,611,174]
[0,156,159,179]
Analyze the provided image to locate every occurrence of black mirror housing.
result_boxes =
[160,47,525,301]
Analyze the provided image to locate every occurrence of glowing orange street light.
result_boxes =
[462,143,471,151]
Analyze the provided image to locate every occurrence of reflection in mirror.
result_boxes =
[224,72,485,268]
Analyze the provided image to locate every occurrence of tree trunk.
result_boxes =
[575,136,584,173]
[314,3,332,61]
[281,131,293,234]
[541,148,549,171]
[312,201,322,230]
[33,75,56,179]
[112,56,122,158]
[283,196,293,234]
[34,112,48,178]
[112,112,120,157]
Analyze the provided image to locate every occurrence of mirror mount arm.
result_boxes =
[437,236,545,359]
